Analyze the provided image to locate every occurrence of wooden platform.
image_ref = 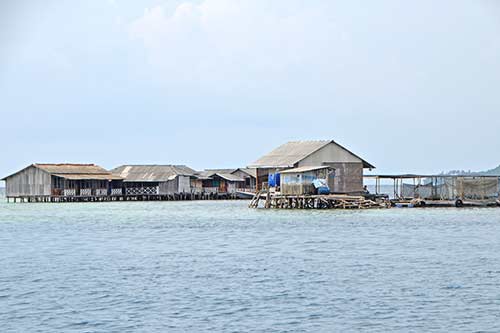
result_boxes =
[392,198,500,208]
[5,192,242,203]
[249,191,390,209]
[249,191,500,210]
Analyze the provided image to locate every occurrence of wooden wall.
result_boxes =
[178,176,191,193]
[325,162,363,193]
[256,168,274,190]
[159,178,178,194]
[5,166,51,197]
[159,176,191,194]
[232,170,256,189]
[282,183,316,195]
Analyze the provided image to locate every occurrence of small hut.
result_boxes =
[195,170,245,194]
[111,165,196,195]
[280,166,334,195]
[231,168,257,192]
[1,163,123,200]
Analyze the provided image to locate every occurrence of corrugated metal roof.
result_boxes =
[213,173,245,182]
[1,163,116,180]
[53,173,123,180]
[36,163,110,174]
[204,168,237,174]
[248,140,375,169]
[194,171,245,182]
[280,166,333,174]
[193,173,213,180]
[111,165,196,182]
[233,168,257,178]
[248,141,330,168]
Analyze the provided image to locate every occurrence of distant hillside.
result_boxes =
[443,165,500,176]
[482,165,500,176]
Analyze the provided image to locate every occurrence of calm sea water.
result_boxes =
[1,198,500,332]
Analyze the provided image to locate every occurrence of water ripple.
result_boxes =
[0,201,499,332]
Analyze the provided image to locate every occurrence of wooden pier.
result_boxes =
[6,192,241,203]
[249,190,390,209]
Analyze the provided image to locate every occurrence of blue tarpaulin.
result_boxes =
[313,179,330,195]
[268,173,281,187]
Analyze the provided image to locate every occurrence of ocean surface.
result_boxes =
[1,198,500,332]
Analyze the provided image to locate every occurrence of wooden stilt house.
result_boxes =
[1,163,123,200]
[231,168,257,192]
[195,169,245,194]
[248,140,375,194]
[111,165,196,195]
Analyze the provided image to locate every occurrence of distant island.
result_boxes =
[444,165,500,176]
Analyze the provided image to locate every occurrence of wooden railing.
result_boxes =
[125,187,160,195]
[111,188,123,196]
[80,189,92,196]
[95,188,107,196]
[63,189,76,197]
[201,187,219,193]
[238,187,256,193]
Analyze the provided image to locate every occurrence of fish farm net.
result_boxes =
[401,177,500,200]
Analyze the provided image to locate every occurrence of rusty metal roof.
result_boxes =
[248,140,375,169]
[111,165,197,182]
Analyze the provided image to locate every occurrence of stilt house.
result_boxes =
[1,163,123,199]
[111,165,196,195]
[231,168,257,191]
[194,169,245,194]
[248,140,375,194]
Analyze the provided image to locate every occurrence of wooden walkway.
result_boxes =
[6,192,241,203]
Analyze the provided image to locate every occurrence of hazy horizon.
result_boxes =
[2,0,500,179]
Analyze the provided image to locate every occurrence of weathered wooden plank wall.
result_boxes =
[327,162,363,193]
[159,178,178,194]
[5,166,51,197]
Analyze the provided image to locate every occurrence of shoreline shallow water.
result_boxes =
[1,200,499,332]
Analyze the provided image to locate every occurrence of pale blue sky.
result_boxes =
[2,0,500,179]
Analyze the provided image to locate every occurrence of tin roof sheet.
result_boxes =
[111,165,196,182]
[280,166,333,174]
[248,140,375,169]
[53,173,123,180]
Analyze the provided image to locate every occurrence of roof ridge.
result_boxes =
[287,139,330,143]
[114,164,189,167]
[35,163,97,166]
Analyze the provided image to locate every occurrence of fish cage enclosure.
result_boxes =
[365,175,500,202]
